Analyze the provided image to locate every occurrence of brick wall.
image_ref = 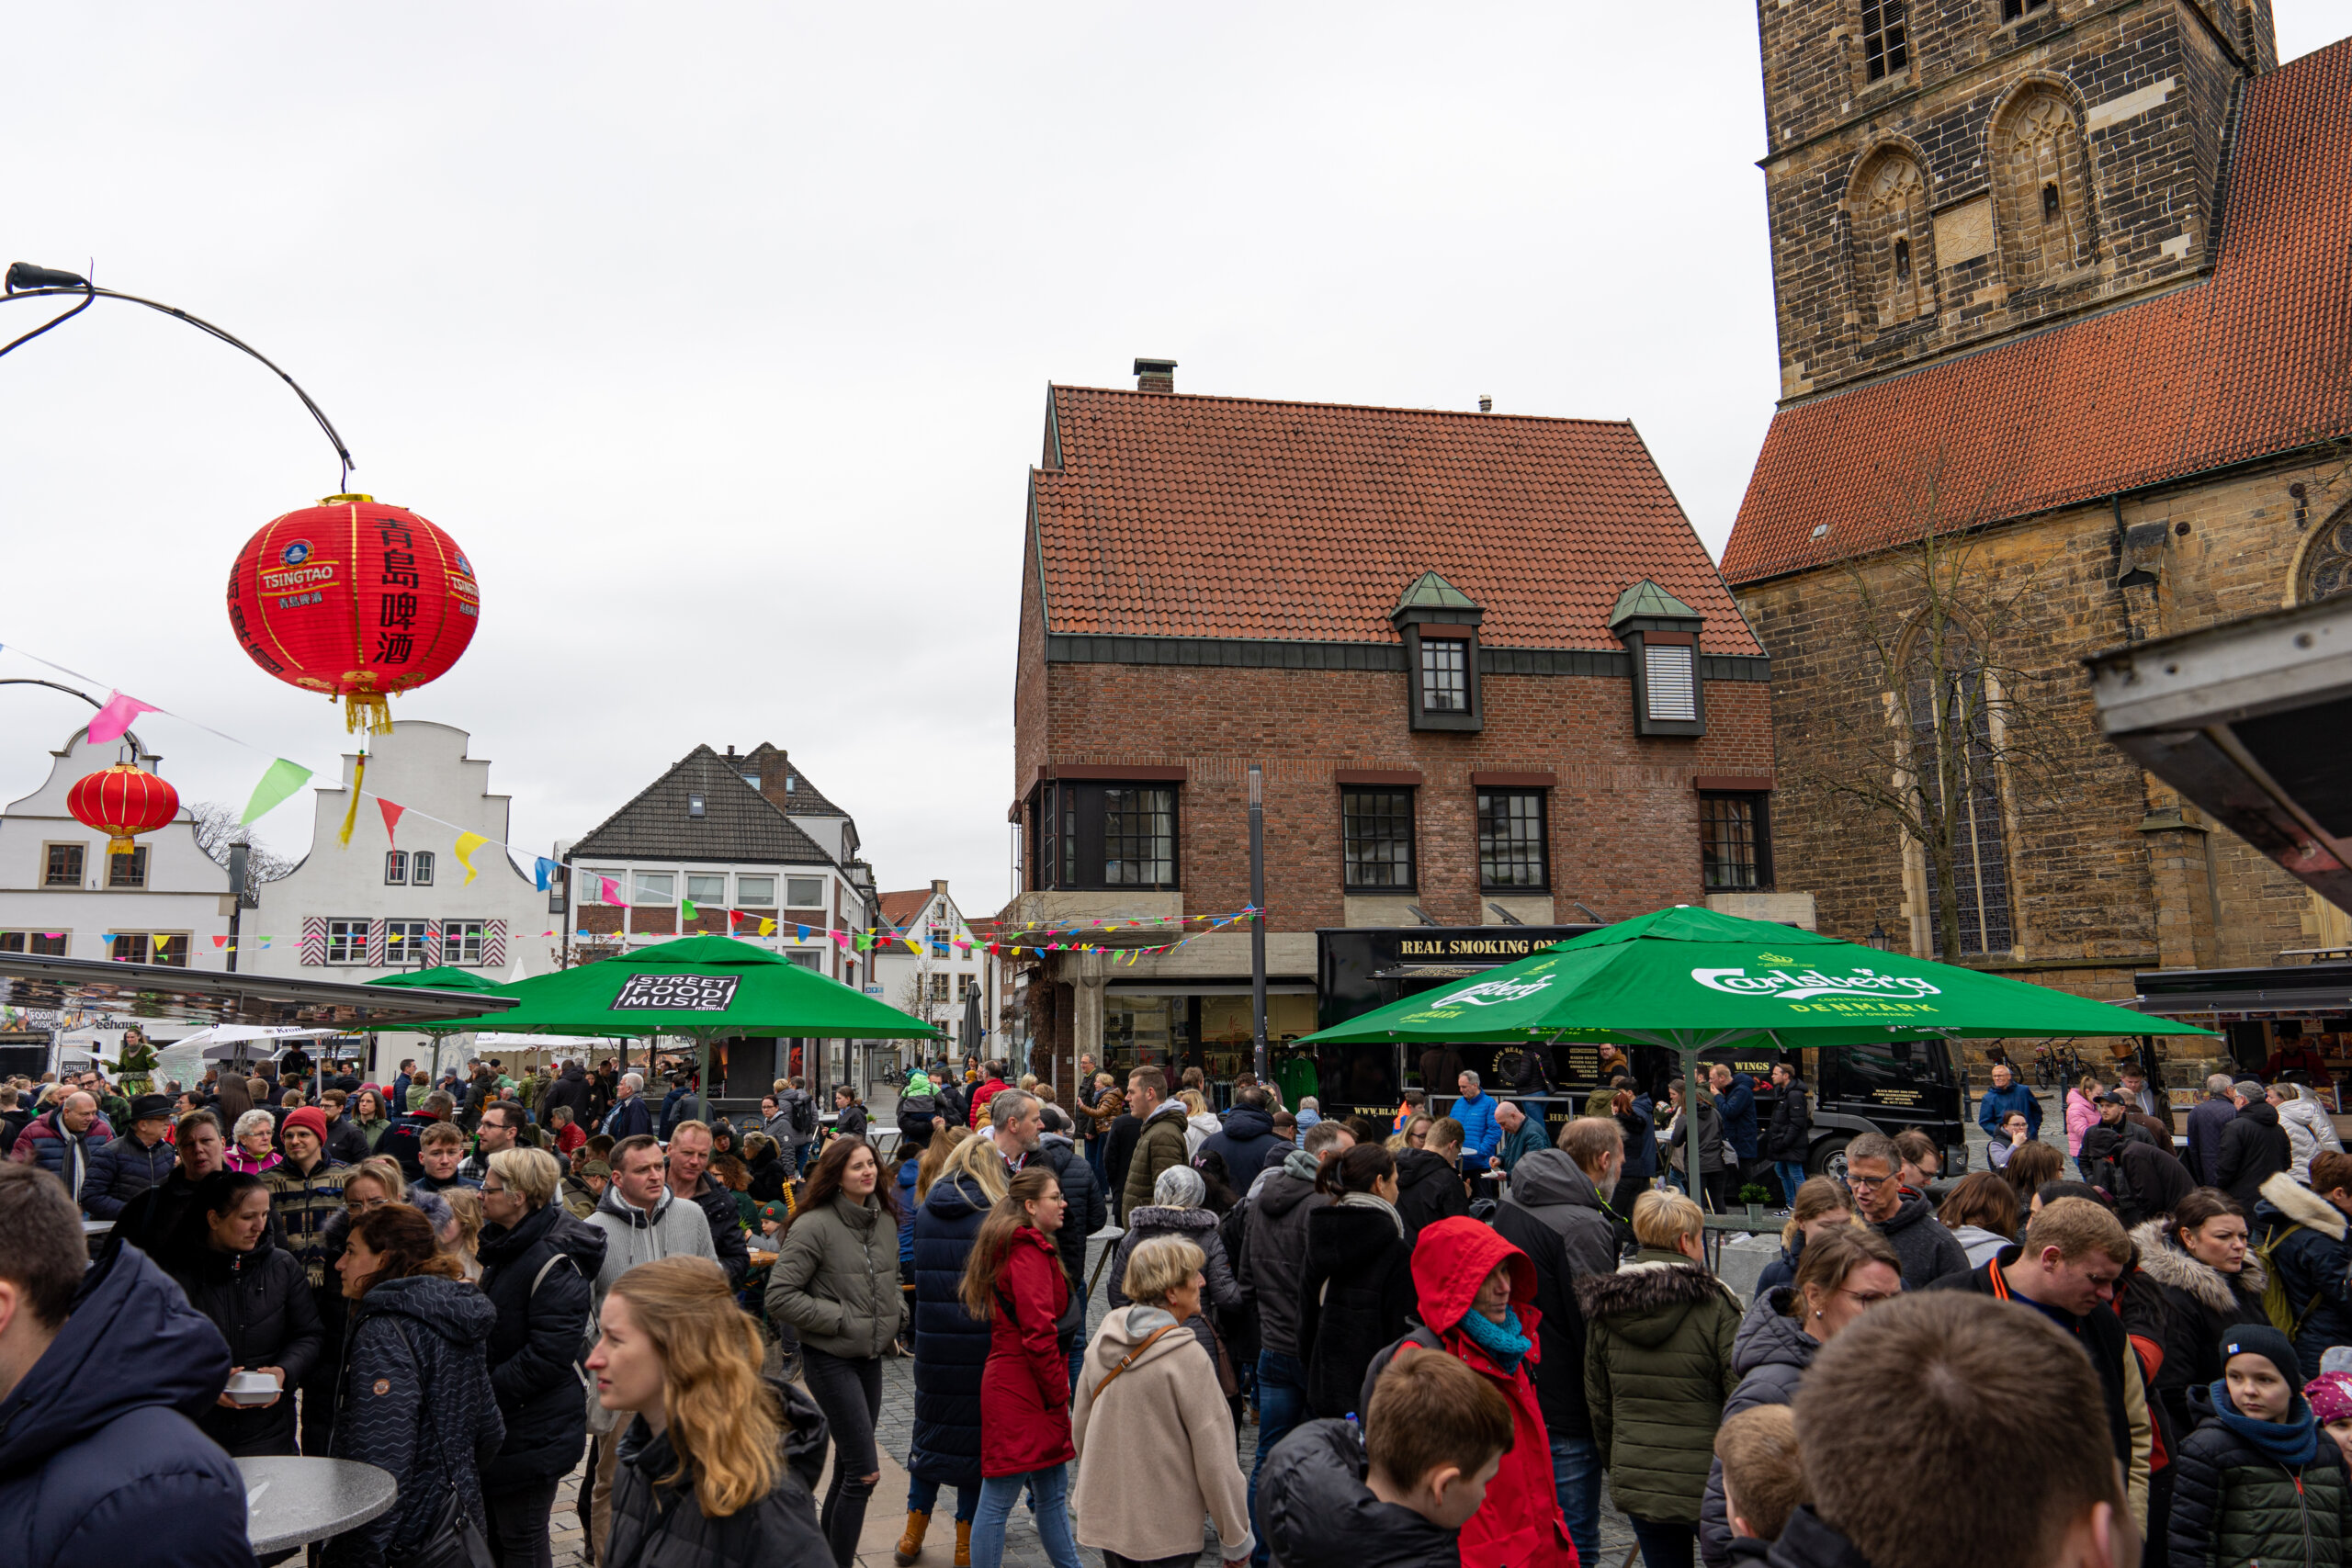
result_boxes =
[1758,0,2268,400]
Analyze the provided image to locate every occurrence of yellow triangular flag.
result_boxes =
[759,918,777,936]
[152,934,167,960]
[454,831,487,885]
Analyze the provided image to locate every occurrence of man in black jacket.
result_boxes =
[2215,1079,2292,1211]
[114,1108,228,1254]
[1200,1088,1288,1191]
[81,1093,178,1220]
[666,1121,748,1286]
[1393,1119,1472,1243]
[317,1089,372,1168]
[1245,1120,1353,1567]
[1926,1196,2152,1535]
[1761,1062,1810,1206]
[538,1060,594,1132]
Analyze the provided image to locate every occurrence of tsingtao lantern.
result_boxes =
[225,494,481,732]
[67,762,182,855]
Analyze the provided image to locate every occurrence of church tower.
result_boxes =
[1758,0,2278,400]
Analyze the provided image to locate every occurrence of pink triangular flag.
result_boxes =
[379,798,406,846]
[87,690,160,747]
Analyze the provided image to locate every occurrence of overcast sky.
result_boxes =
[4,4,2346,920]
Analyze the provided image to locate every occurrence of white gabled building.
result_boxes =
[247,720,556,986]
[870,881,989,1048]
[0,725,232,968]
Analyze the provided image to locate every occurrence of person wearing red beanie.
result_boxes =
[266,1100,349,1455]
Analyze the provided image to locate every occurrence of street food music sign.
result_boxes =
[610,974,740,1012]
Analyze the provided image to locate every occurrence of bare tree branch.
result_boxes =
[184,801,297,897]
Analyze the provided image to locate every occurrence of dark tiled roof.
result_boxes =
[1032,388,1760,654]
[741,742,849,819]
[571,745,835,865]
[1723,39,2352,586]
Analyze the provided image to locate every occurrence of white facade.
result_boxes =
[570,856,865,985]
[870,881,989,1042]
[0,726,232,968]
[248,721,554,984]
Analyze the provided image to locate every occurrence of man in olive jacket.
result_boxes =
[1118,1066,1191,1222]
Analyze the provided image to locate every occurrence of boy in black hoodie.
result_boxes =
[1260,1349,1512,1568]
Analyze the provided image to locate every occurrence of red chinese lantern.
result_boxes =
[67,762,182,855]
[225,493,481,732]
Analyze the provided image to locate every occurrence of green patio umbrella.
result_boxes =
[1302,905,2213,1165]
[362,966,509,992]
[428,933,939,1090]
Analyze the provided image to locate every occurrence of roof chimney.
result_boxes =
[1134,357,1177,394]
[931,878,948,896]
[1478,395,1493,413]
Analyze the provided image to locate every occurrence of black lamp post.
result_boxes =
[1866,921,1894,953]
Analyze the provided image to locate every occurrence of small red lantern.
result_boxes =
[67,762,182,856]
[225,493,481,732]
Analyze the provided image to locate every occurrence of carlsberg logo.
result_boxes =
[1691,966,1941,1002]
[1425,975,1557,1010]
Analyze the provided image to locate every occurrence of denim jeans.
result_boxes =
[906,1474,978,1523]
[1774,1161,1808,1204]
[800,1347,882,1566]
[1248,1349,1309,1568]
[1549,1434,1601,1565]
[970,1464,1080,1568]
[1628,1515,1698,1568]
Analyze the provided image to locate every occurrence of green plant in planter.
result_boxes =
[1737,1183,1773,1206]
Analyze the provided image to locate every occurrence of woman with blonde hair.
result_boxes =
[591,1256,830,1566]
[1180,1089,1220,1156]
[899,1131,1007,1564]
[2065,1073,2105,1169]
[1073,1235,1251,1568]
[440,1183,486,1280]
[960,1166,1080,1568]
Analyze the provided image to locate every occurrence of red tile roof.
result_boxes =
[1722,38,2352,587]
[877,889,933,928]
[1034,389,1761,654]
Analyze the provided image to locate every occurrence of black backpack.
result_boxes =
[789,1092,817,1137]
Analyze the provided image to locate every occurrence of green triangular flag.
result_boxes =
[241,759,313,825]
[681,898,698,919]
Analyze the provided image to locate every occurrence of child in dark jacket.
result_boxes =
[2169,1324,2352,1567]
[1261,1350,1513,1568]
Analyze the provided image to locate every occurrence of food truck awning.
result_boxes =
[2134,962,2352,1019]
[0,953,521,1029]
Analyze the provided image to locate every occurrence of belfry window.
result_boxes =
[1894,237,1912,281]
[1862,0,1908,82]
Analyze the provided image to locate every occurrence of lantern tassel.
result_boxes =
[342,692,394,734]
[106,833,134,856]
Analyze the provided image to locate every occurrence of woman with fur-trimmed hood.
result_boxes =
[1575,1187,1742,1568]
[2119,1188,2270,1438]
[2255,1155,2352,1382]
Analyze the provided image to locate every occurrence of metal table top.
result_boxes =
[236,1455,398,1553]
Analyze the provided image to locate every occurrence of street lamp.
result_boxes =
[1866,921,1893,953]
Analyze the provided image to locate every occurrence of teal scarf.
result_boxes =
[1460,1305,1532,1372]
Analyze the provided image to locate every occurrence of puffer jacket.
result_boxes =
[164,1238,324,1458]
[8,1108,112,1193]
[767,1192,906,1359]
[80,1131,175,1220]
[1198,1104,1286,1192]
[2279,1093,2346,1186]
[910,1172,994,1485]
[1505,1149,1623,1277]
[0,1240,249,1568]
[1761,1077,1811,1163]
[2257,1174,2352,1382]
[1699,1289,1816,1567]
[1107,1203,1241,1312]
[1247,1156,1331,1359]
[1392,1145,1470,1243]
[2217,1101,2295,1211]
[1449,1090,1501,1164]
[476,1200,607,1492]
[605,1376,831,1568]
[2168,1381,2352,1568]
[1577,1249,1742,1525]
[1121,1103,1194,1220]
[325,1274,503,1568]
[980,1227,1074,1478]
[1259,1417,1462,1568]
[1298,1197,1416,1418]
[2120,1218,2270,1437]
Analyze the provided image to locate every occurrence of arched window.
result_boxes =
[1849,149,1933,330]
[2300,503,2352,603]
[1992,88,2090,288]
[1902,632,2015,958]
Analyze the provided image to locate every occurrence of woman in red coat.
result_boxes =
[1365,1215,1577,1568]
[959,1164,1081,1568]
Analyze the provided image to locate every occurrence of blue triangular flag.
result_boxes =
[535,857,560,892]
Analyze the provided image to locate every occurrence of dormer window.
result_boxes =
[687,793,706,818]
[1391,570,1484,732]
[1611,579,1708,738]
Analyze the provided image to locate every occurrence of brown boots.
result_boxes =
[895,1510,930,1565]
[956,1518,973,1568]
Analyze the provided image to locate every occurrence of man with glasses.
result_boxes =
[1928,1196,2154,1534]
[1841,1131,1968,1290]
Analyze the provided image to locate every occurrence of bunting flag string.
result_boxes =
[379,798,406,847]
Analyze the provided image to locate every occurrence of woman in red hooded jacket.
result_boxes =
[1359,1214,1577,1568]
[959,1164,1082,1568]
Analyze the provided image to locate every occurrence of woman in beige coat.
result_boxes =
[765,1135,908,1565]
[1072,1235,1253,1568]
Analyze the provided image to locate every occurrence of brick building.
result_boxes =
[1006,364,1788,1094]
[1722,2,2352,1078]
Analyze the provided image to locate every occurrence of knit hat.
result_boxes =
[578,1159,611,1180]
[283,1105,330,1145]
[2307,1372,2352,1426]
[760,1201,791,1227]
[2233,1078,2267,1100]
[2221,1324,2299,1382]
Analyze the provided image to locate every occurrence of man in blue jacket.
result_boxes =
[0,1163,250,1568]
[1709,1064,1761,1184]
[1450,1070,1500,1172]
[1974,1062,2043,1145]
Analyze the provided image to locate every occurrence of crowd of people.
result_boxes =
[9,1047,2352,1568]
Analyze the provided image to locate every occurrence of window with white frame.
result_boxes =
[442,919,486,965]
[738,874,776,906]
[635,873,674,905]
[386,851,408,885]
[686,874,727,906]
[326,919,368,964]
[583,869,624,903]
[412,851,435,886]
[786,876,824,908]
[385,919,430,960]
[786,950,821,972]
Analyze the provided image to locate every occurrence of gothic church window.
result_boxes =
[2000,0,2049,21]
[1993,88,2090,288]
[1861,0,1909,83]
[1904,643,2016,958]
[1849,150,1933,329]
[2300,505,2352,604]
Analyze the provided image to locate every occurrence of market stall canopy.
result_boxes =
[428,934,941,1041]
[0,952,522,1030]
[1300,905,2220,1051]
[362,967,510,993]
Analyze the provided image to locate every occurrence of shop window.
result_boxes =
[1035,781,1180,891]
[1700,794,1775,891]
[1342,789,1416,892]
[107,847,148,888]
[43,843,85,887]
[1478,791,1550,891]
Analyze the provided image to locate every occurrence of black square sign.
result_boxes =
[610,973,739,1012]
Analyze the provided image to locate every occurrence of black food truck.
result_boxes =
[1310,926,1970,1179]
